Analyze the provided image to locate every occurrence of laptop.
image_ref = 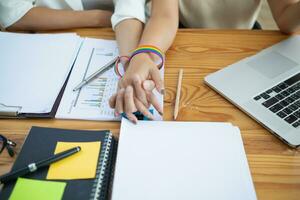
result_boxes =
[205,36,300,148]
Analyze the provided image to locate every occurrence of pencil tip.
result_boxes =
[174,114,177,120]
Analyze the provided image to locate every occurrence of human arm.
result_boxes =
[6,7,112,32]
[115,19,144,57]
[110,0,178,123]
[268,0,300,34]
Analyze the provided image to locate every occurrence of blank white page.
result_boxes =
[0,32,82,113]
[111,119,257,200]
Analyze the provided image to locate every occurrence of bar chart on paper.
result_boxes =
[56,38,121,121]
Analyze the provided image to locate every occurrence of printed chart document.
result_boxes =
[0,32,82,116]
[111,119,257,200]
[56,38,163,121]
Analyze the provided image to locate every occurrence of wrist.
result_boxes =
[130,53,153,67]
[88,10,112,27]
[129,45,164,70]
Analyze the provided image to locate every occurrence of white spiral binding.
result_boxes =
[90,131,113,200]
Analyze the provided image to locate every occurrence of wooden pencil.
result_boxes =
[174,69,183,120]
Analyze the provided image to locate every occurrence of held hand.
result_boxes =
[109,54,164,123]
[109,80,163,123]
[121,53,164,103]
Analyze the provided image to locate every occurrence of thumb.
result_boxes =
[150,68,165,95]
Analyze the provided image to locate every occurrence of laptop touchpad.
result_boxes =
[247,51,298,79]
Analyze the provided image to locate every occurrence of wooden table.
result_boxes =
[0,29,299,200]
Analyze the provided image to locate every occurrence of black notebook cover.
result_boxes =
[0,126,116,200]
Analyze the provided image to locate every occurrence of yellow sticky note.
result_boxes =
[46,141,101,180]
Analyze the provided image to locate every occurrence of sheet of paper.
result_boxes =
[9,178,66,200]
[111,119,257,200]
[47,141,101,180]
[56,38,163,121]
[0,32,82,114]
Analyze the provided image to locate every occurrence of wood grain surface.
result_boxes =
[0,29,299,200]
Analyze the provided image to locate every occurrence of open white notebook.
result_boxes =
[111,119,257,200]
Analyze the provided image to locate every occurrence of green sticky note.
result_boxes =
[9,178,66,200]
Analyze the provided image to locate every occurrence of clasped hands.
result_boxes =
[109,53,164,123]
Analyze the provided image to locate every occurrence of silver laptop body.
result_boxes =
[205,36,300,148]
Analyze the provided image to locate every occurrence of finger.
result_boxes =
[115,88,125,115]
[150,68,164,95]
[143,80,156,92]
[109,93,117,108]
[124,86,138,124]
[134,98,155,120]
[132,75,148,107]
[117,79,123,90]
[147,91,163,115]
[125,112,138,124]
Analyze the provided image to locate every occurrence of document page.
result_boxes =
[0,32,82,114]
[111,119,257,200]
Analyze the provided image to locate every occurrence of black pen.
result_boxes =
[0,146,81,184]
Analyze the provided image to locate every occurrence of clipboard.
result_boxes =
[0,32,82,119]
[0,74,69,118]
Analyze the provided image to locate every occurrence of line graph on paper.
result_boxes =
[73,76,119,117]
[56,38,121,121]
[70,47,119,118]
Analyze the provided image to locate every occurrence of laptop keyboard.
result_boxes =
[253,72,300,128]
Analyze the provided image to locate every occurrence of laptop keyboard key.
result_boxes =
[292,121,300,128]
[266,89,272,94]
[289,104,298,111]
[294,100,300,107]
[280,90,289,97]
[270,103,283,113]
[278,83,289,90]
[294,110,300,118]
[291,84,300,91]
[277,111,287,118]
[284,115,297,124]
[286,97,295,103]
[262,97,278,108]
[280,100,290,107]
[272,86,282,93]
[294,83,300,90]
[283,108,293,115]
[291,93,300,100]
[284,73,300,86]
[254,95,261,101]
[275,94,284,100]
[261,93,271,100]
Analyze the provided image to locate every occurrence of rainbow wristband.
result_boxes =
[129,45,164,69]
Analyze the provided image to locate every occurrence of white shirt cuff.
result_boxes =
[0,1,34,29]
[111,0,146,30]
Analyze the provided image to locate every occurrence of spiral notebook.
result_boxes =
[0,127,116,200]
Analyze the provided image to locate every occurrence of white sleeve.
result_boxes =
[0,0,35,30]
[111,0,146,30]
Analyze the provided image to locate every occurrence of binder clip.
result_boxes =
[0,103,22,117]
